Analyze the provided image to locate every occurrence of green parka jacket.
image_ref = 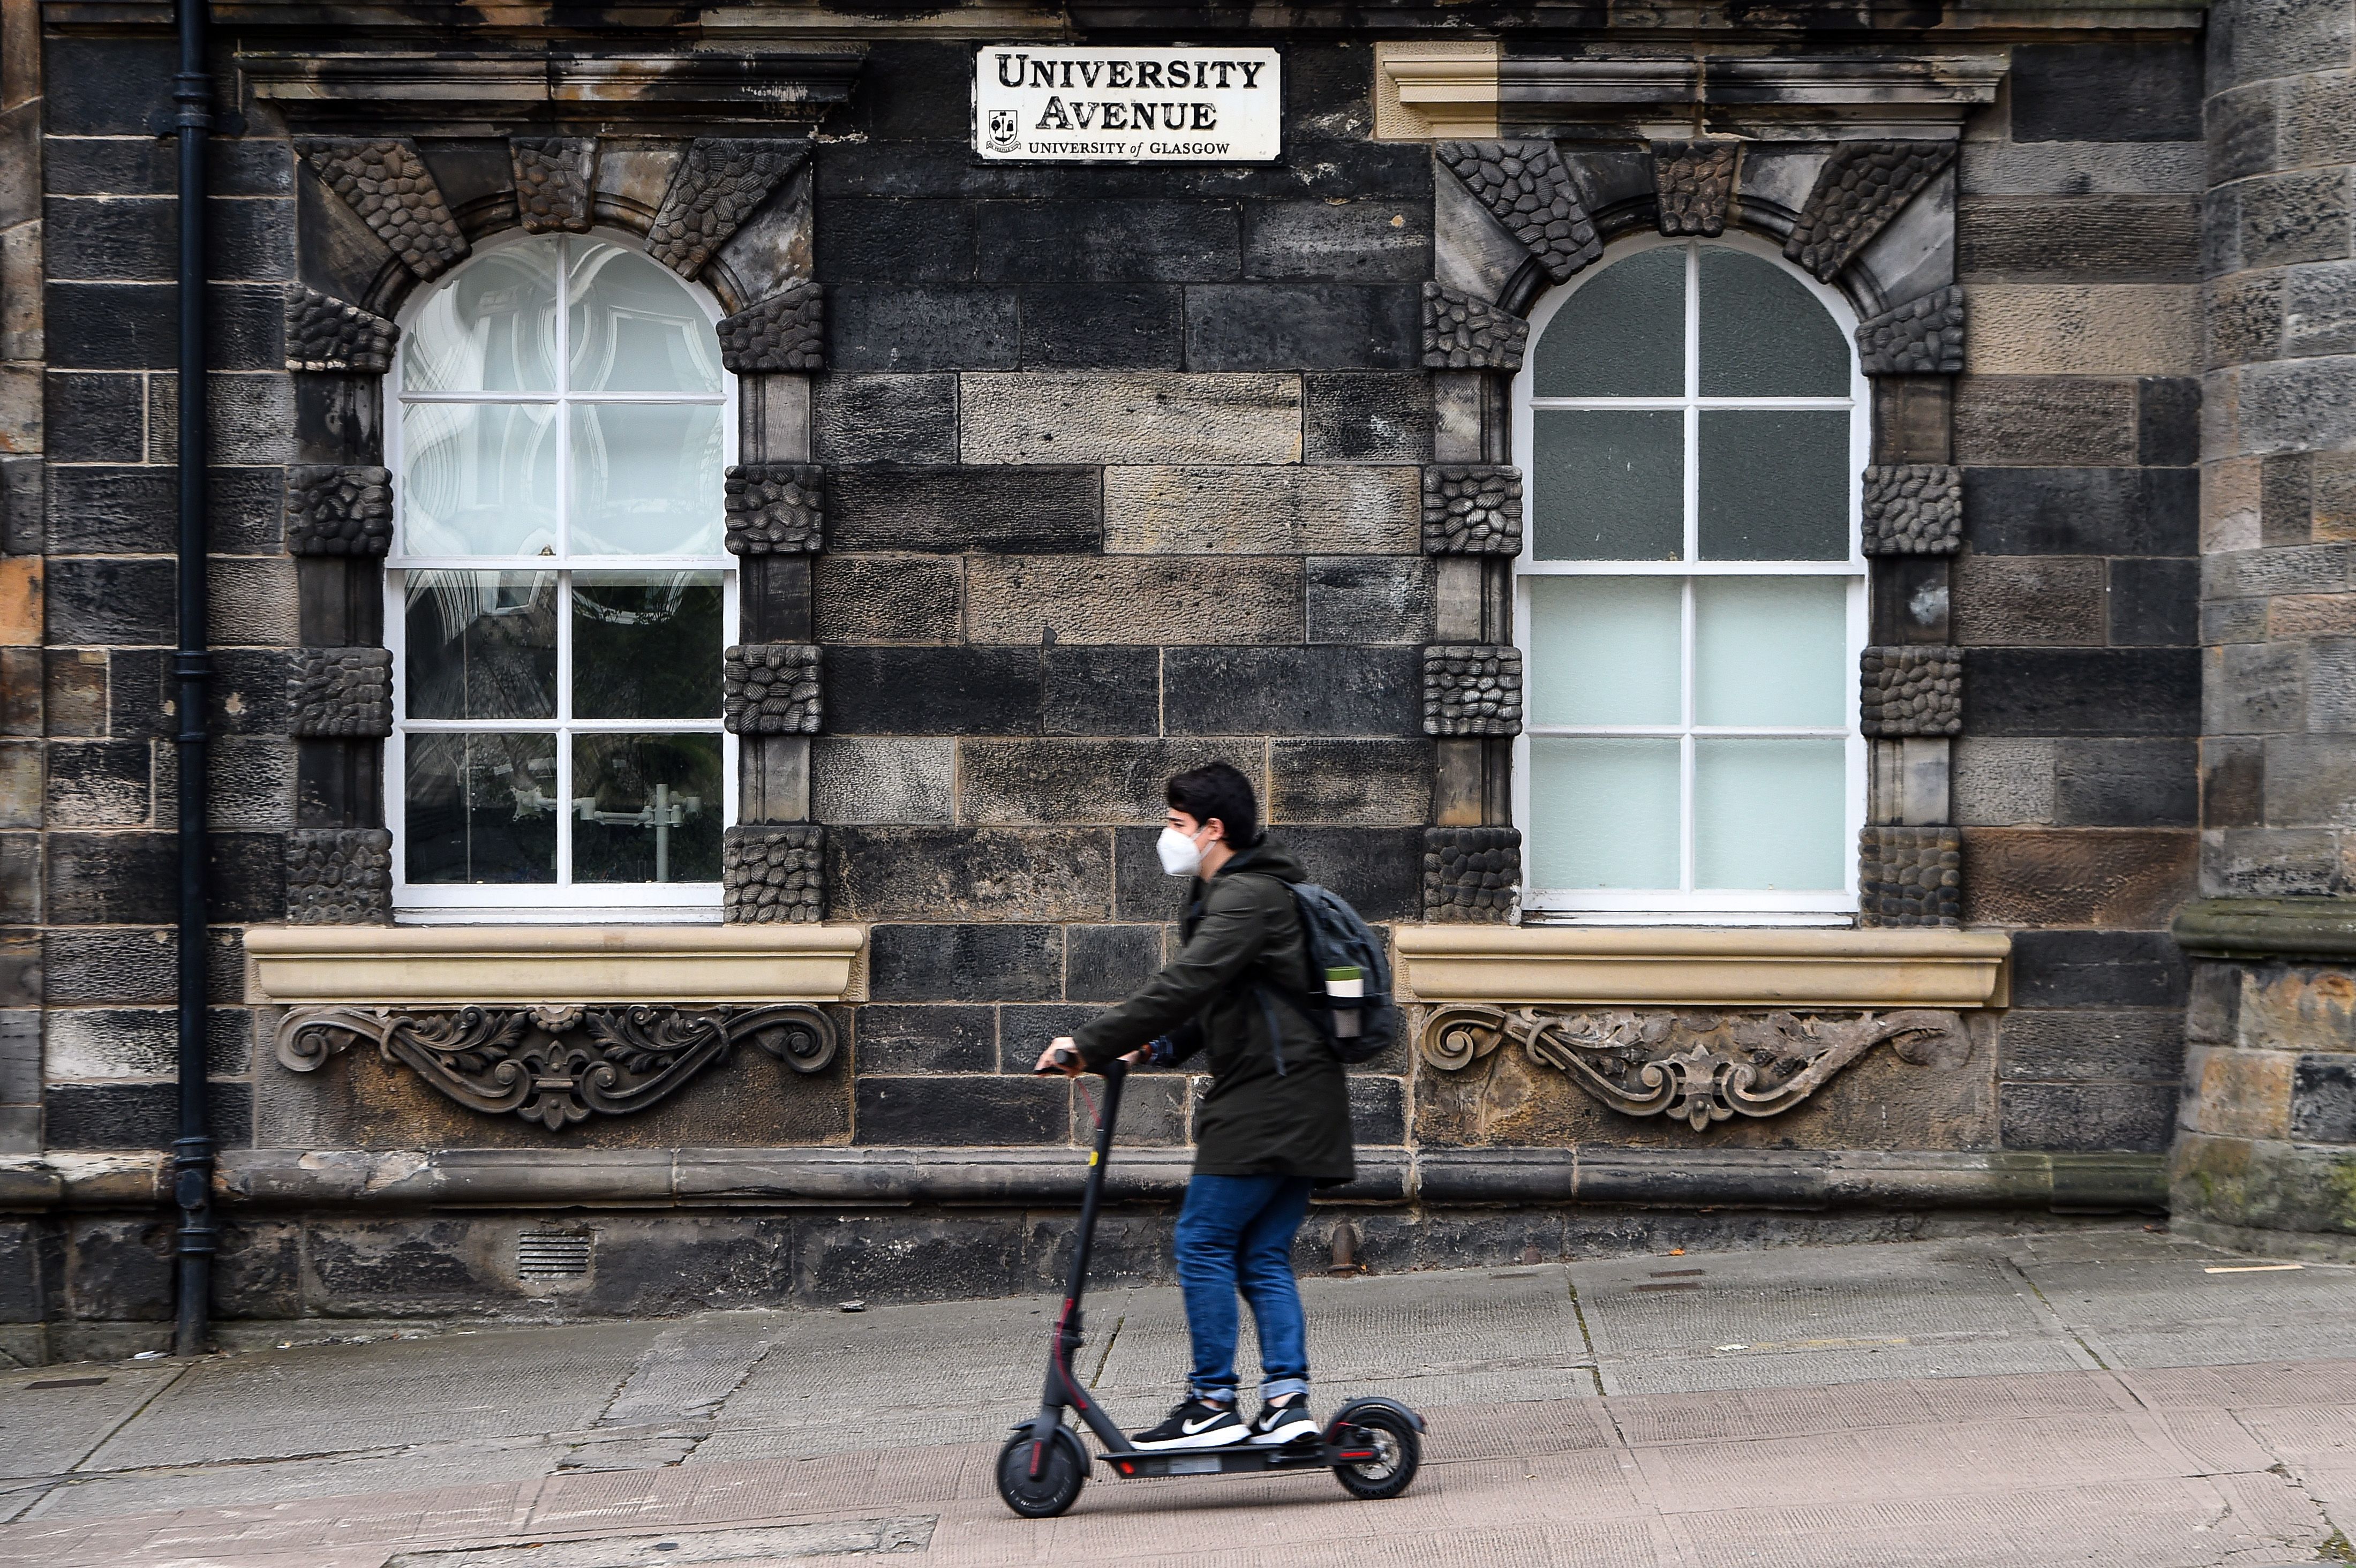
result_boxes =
[1071,839,1354,1184]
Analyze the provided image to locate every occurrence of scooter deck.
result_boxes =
[1097,1436,1339,1479]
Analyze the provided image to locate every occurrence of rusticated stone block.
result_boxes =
[1861,464,1962,555]
[725,463,824,555]
[284,285,396,374]
[285,828,391,925]
[718,281,824,374]
[1421,465,1523,555]
[1786,141,1955,283]
[283,465,393,557]
[649,138,810,281]
[1861,646,1963,737]
[1424,826,1520,922]
[289,648,393,738]
[1653,141,1740,237]
[1433,141,1600,283]
[1858,287,1967,376]
[296,137,469,280]
[724,644,822,735]
[723,824,825,924]
[1421,283,1529,371]
[1858,826,1962,928]
[1422,644,1523,736]
[509,137,593,235]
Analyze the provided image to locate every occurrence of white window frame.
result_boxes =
[1511,231,1869,926]
[385,228,740,925]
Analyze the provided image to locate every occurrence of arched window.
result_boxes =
[1513,236,1866,922]
[387,233,735,921]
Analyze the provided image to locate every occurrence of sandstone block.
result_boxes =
[1104,465,1418,554]
[812,555,959,645]
[1953,555,2106,645]
[959,740,1234,826]
[1953,737,2057,825]
[811,737,955,826]
[2263,733,2356,825]
[827,827,1112,921]
[1307,556,1433,645]
[814,373,958,465]
[1304,373,1433,463]
[1952,377,2137,465]
[1999,1009,2185,1083]
[1269,739,1432,825]
[1960,826,2196,927]
[828,466,1100,554]
[960,372,1300,464]
[1958,141,2204,197]
[2184,1044,2295,1139]
[1964,284,2196,375]
[964,556,1303,645]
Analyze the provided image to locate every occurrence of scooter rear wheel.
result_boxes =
[1330,1406,1420,1501]
[996,1426,1087,1518]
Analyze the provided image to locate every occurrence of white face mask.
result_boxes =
[1157,825,1206,878]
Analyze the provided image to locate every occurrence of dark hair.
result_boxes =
[1166,762,1260,848]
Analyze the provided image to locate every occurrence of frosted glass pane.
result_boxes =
[1697,247,1849,397]
[1693,577,1849,728]
[403,245,559,393]
[400,403,559,556]
[1528,737,1680,891]
[568,242,724,394]
[404,732,559,885]
[1697,410,1850,561]
[1528,577,1681,726]
[403,571,557,720]
[1694,738,1847,891]
[1532,410,1684,561]
[1531,246,1684,397]
[569,404,725,555]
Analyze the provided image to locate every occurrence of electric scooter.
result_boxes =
[995,1052,1424,1519]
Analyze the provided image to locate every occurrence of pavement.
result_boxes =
[0,1225,2350,1567]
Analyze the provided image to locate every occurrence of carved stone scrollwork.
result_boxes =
[276,1001,839,1129]
[1418,1004,1969,1129]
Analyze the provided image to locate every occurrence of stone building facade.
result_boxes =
[0,0,2345,1358]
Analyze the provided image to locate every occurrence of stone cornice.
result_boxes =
[2173,898,2356,963]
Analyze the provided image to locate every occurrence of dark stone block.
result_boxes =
[2203,737,2265,830]
[1307,556,1434,645]
[795,1213,1030,1306]
[869,923,1063,1002]
[742,553,812,645]
[1964,649,2200,736]
[1350,1075,1407,1144]
[2290,1053,2356,1142]
[208,197,296,284]
[45,1081,253,1152]
[1274,826,1422,923]
[1269,738,1431,825]
[1962,468,2197,557]
[817,199,978,283]
[48,282,279,372]
[1019,284,1182,369]
[1183,284,1421,371]
[45,557,175,646]
[2139,378,2201,466]
[1871,555,1951,645]
[814,374,959,465]
[1043,646,1162,737]
[43,36,177,135]
[111,647,295,737]
[1087,1072,1191,1147]
[44,375,145,464]
[1872,378,1953,465]
[1163,646,1421,736]
[854,1004,997,1073]
[1304,372,1434,463]
[815,138,1431,205]
[65,1215,172,1321]
[1242,199,1431,283]
[0,1222,43,1322]
[0,459,42,556]
[44,740,154,826]
[2010,930,2191,1008]
[829,827,1112,922]
[854,1076,1068,1145]
[828,285,1020,372]
[812,555,959,644]
[1954,197,2199,283]
[43,925,245,1006]
[829,466,1101,553]
[46,832,283,925]
[2009,43,2203,142]
[44,195,169,281]
[1998,1010,2185,1083]
[2108,558,2199,646]
[1067,924,1163,1002]
[1114,828,1190,922]
[1000,1004,1101,1069]
[823,647,1044,735]
[2055,739,2197,826]
[48,134,177,195]
[838,41,974,142]
[974,200,1241,282]
[1998,1081,2176,1152]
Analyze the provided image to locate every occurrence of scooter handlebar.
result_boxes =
[1033,1046,1129,1081]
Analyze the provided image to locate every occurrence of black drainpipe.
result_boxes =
[170,0,215,1359]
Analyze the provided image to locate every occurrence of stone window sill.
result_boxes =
[245,924,868,1006]
[1391,924,2010,1009]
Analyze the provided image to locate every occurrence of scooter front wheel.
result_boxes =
[1330,1405,1421,1501]
[996,1425,1087,1518]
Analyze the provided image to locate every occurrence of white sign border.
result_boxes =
[969,42,1286,166]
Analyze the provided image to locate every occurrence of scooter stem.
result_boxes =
[1062,1057,1127,1313]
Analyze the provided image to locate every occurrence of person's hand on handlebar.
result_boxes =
[1033,1037,1144,1076]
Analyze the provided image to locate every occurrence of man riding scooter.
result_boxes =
[1034,762,1354,1453]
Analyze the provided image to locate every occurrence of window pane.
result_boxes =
[403,571,558,720]
[404,733,559,884]
[400,403,560,556]
[1693,577,1849,729]
[1530,246,1684,397]
[571,734,723,884]
[568,242,725,394]
[1697,410,1849,561]
[1532,410,1684,561]
[1693,738,1846,890]
[569,404,725,555]
[1697,247,1850,397]
[402,245,559,393]
[1528,737,1680,890]
[573,573,725,719]
[1529,577,1681,726]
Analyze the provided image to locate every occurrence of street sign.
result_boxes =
[974,46,1282,163]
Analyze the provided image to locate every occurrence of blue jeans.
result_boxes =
[1172,1174,1313,1405]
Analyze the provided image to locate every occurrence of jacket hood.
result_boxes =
[1216,836,1307,885]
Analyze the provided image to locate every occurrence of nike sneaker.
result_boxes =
[1129,1396,1246,1450]
[1247,1394,1320,1446]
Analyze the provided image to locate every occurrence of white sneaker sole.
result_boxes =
[1131,1424,1247,1451]
[1249,1418,1320,1446]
